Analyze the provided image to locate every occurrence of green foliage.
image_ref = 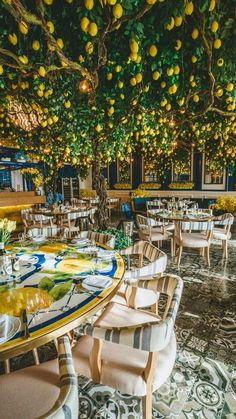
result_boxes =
[97,227,133,250]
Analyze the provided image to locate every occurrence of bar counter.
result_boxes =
[0,191,45,222]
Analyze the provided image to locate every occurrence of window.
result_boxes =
[143,160,159,182]
[171,149,193,182]
[0,169,11,189]
[202,153,226,190]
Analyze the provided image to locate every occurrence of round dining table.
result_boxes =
[154,209,213,223]
[0,239,124,362]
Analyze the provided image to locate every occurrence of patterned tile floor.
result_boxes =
[1,224,236,418]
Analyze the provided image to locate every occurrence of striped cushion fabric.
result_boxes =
[179,220,214,231]
[81,275,183,352]
[41,335,78,419]
[137,214,159,228]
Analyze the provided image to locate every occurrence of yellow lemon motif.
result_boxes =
[80,17,90,32]
[214,38,221,49]
[85,41,93,54]
[192,28,199,39]
[130,39,139,53]
[226,83,234,92]
[175,16,183,27]
[217,58,224,67]
[175,39,182,50]
[46,21,55,33]
[84,0,94,10]
[149,44,158,57]
[19,21,28,35]
[193,94,199,102]
[185,1,194,15]
[88,22,98,36]
[32,40,40,51]
[8,33,18,45]
[38,66,46,77]
[152,70,160,80]
[209,0,215,11]
[136,73,143,83]
[64,100,71,108]
[211,21,219,33]
[56,38,64,48]
[113,4,123,18]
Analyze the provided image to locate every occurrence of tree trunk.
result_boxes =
[45,170,58,205]
[92,139,108,230]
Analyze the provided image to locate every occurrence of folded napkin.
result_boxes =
[82,275,112,290]
[0,314,9,342]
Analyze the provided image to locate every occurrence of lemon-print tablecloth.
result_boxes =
[0,240,124,352]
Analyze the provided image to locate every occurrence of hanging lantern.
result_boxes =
[78,79,90,93]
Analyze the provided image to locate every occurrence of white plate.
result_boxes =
[82,275,113,291]
[0,316,21,344]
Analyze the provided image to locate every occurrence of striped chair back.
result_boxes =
[80,230,115,249]
[21,208,33,223]
[136,214,159,229]
[146,200,163,211]
[83,274,183,352]
[214,213,234,226]
[179,220,214,232]
[120,241,167,278]
[27,226,61,238]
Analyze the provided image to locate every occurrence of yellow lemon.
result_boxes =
[107,0,117,4]
[209,0,215,11]
[185,1,194,15]
[109,99,115,105]
[174,65,180,74]
[95,124,102,132]
[161,81,166,88]
[108,106,114,115]
[216,88,223,97]
[175,16,183,26]
[85,41,93,54]
[84,0,94,10]
[107,72,113,80]
[32,40,40,51]
[146,0,157,4]
[37,89,44,97]
[166,16,175,30]
[38,66,46,77]
[117,80,123,88]
[19,21,28,35]
[136,73,143,83]
[64,100,71,109]
[227,103,235,111]
[120,93,124,99]
[18,55,28,64]
[217,58,224,67]
[193,94,199,102]
[149,44,158,57]
[167,67,174,76]
[178,98,185,106]
[46,21,54,33]
[175,39,182,50]
[56,38,64,48]
[136,54,142,63]
[166,103,171,111]
[8,33,17,45]
[0,65,3,75]
[88,22,98,36]
[214,38,221,49]
[130,38,139,53]
[44,0,53,4]
[129,52,138,61]
[130,77,137,86]
[115,65,122,72]
[191,55,197,63]
[211,21,219,33]
[226,83,234,92]
[160,99,167,106]
[113,4,123,18]
[192,28,199,39]
[152,70,160,80]
[80,17,90,32]
[189,74,194,82]
[144,85,150,92]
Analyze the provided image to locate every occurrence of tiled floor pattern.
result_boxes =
[1,229,236,418]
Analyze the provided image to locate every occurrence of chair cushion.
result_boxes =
[72,331,176,396]
[178,232,210,248]
[138,230,170,241]
[213,228,231,241]
[0,359,60,419]
[112,283,158,309]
